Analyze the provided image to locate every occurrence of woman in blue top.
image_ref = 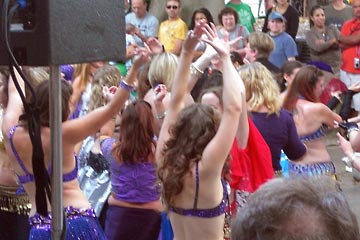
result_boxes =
[157,22,245,239]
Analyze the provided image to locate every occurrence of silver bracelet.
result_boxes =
[190,64,204,76]
[156,111,167,120]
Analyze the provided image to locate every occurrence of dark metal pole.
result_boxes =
[50,65,63,240]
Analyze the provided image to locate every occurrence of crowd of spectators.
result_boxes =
[2,0,360,239]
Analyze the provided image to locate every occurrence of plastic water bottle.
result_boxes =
[280,150,289,178]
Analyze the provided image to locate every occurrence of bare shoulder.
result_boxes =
[299,101,325,113]
[295,101,331,122]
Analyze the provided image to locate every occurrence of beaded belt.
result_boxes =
[0,184,31,215]
[29,206,97,228]
[288,161,336,177]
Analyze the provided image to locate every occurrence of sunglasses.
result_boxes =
[166,5,178,9]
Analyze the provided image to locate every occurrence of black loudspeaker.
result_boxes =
[0,0,125,66]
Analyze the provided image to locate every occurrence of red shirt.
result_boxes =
[341,18,360,73]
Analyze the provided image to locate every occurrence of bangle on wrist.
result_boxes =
[192,64,204,74]
[156,111,167,120]
[190,64,204,76]
[119,80,134,92]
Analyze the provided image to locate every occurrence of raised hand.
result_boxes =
[154,84,167,102]
[201,22,230,58]
[182,20,206,52]
[102,86,118,102]
[146,37,164,54]
[132,48,151,68]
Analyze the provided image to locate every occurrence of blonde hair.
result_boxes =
[73,63,93,90]
[88,65,121,112]
[148,52,178,89]
[22,67,50,101]
[239,62,281,115]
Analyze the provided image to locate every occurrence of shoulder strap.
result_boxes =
[193,161,199,209]
[8,125,32,176]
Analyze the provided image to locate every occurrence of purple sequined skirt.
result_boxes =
[29,206,106,240]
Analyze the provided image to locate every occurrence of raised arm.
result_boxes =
[186,43,217,93]
[2,68,24,137]
[156,22,205,163]
[201,23,244,172]
[235,91,249,149]
[64,50,151,143]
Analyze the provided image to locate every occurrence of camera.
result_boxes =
[354,58,360,69]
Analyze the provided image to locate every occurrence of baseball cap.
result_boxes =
[269,11,285,22]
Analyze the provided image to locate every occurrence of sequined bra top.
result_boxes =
[8,125,78,184]
[299,125,328,142]
[169,161,227,218]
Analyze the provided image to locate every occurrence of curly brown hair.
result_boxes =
[157,103,221,207]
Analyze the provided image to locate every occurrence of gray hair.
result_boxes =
[232,176,360,240]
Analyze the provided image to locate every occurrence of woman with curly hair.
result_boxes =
[77,64,122,167]
[157,22,244,239]
[76,64,122,226]
[88,65,122,112]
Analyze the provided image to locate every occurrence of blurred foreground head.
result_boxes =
[232,176,360,240]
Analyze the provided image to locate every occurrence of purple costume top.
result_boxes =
[299,125,328,142]
[169,161,227,218]
[250,109,306,171]
[8,125,78,184]
[101,138,160,203]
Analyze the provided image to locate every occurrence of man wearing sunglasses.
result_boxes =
[125,0,159,47]
[158,0,188,56]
